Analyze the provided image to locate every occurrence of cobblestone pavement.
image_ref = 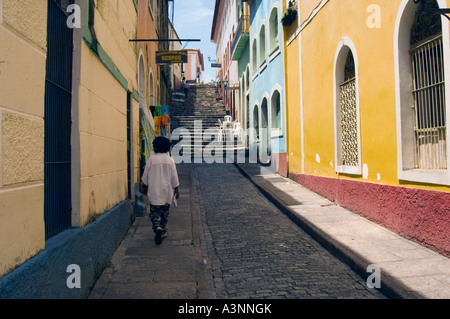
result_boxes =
[193,162,387,299]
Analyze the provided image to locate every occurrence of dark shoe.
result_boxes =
[155,227,163,245]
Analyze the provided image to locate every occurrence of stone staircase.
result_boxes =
[170,84,245,159]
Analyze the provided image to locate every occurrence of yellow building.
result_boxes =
[0,0,141,294]
[78,0,140,227]
[0,0,48,278]
[284,0,450,257]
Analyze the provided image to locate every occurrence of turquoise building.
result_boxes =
[245,0,287,175]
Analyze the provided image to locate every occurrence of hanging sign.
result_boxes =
[156,50,188,64]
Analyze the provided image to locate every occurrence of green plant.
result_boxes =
[281,1,298,27]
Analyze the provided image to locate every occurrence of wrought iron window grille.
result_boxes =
[414,0,450,21]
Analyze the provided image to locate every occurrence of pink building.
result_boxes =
[211,0,240,120]
[184,49,205,83]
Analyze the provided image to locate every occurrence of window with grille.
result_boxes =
[339,51,359,167]
[410,2,446,170]
[394,0,449,185]
[334,39,362,175]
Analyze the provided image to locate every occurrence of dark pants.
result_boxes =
[149,204,170,234]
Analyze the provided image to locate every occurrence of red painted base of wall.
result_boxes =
[274,153,288,177]
[288,173,450,258]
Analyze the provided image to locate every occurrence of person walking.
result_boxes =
[141,136,180,245]
[182,77,190,99]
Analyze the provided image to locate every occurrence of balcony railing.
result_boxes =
[231,15,250,61]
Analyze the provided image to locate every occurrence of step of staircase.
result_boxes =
[170,84,244,157]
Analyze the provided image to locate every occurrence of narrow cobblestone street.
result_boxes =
[2,0,450,302]
[193,162,386,299]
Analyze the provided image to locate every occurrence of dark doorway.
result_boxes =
[127,92,132,199]
[44,0,74,239]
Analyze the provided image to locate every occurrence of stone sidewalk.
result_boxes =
[88,163,209,299]
[88,159,449,299]
[234,162,450,299]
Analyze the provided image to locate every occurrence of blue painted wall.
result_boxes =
[248,0,287,156]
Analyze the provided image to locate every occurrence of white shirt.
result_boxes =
[141,153,180,206]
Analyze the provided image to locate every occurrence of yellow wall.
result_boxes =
[285,38,302,174]
[300,0,323,24]
[286,0,450,192]
[76,1,139,226]
[0,0,141,276]
[94,0,138,89]
[0,0,47,276]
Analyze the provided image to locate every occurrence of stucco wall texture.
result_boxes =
[290,173,450,258]
[0,0,47,277]
[2,0,47,51]
[77,1,138,227]
[285,0,450,257]
[1,0,140,278]
[2,111,44,185]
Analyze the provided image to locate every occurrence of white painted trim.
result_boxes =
[260,93,271,157]
[157,80,160,106]
[148,0,155,21]
[138,51,146,98]
[299,31,305,174]
[148,67,154,106]
[245,65,250,94]
[259,61,267,73]
[333,37,362,175]
[260,93,270,112]
[138,52,154,127]
[270,84,284,137]
[251,101,260,145]
[269,47,281,62]
[268,2,281,55]
[259,22,267,67]
[394,0,450,186]
[239,76,244,126]
[251,36,258,76]
[286,0,329,46]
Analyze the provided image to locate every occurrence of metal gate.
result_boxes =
[44,0,74,239]
[127,92,132,200]
[411,35,447,169]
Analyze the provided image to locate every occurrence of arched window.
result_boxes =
[253,104,259,142]
[246,65,250,89]
[269,7,279,54]
[157,82,160,106]
[138,55,146,109]
[339,51,358,167]
[271,90,281,131]
[344,51,355,82]
[149,71,154,107]
[410,0,446,169]
[259,25,266,67]
[252,38,258,75]
[394,0,449,185]
[333,38,362,175]
[261,97,271,161]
